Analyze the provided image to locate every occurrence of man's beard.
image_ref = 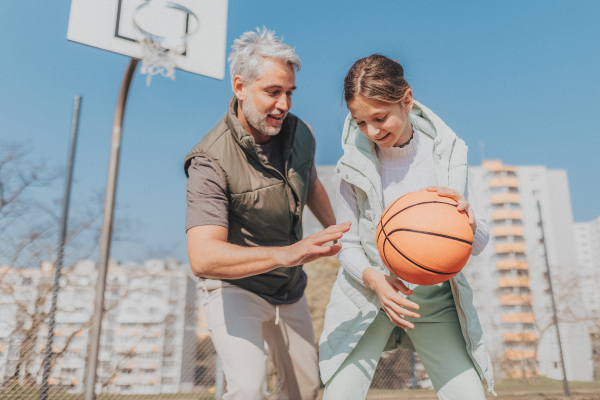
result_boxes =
[241,97,285,137]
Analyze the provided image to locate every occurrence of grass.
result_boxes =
[3,379,599,400]
[0,382,214,400]
[359,378,600,400]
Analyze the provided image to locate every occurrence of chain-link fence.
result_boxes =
[1,255,599,400]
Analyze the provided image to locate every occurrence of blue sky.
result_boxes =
[1,1,598,263]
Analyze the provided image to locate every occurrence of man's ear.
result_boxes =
[233,75,246,101]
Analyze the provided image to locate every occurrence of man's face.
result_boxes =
[235,58,296,142]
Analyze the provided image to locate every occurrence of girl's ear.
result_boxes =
[402,88,414,113]
[403,89,414,113]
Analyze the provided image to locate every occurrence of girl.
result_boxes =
[319,54,496,400]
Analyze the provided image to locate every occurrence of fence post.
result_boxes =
[39,95,81,400]
[410,351,417,389]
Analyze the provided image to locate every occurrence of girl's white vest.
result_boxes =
[318,100,495,395]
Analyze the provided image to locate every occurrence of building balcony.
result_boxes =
[498,277,530,288]
[497,260,528,270]
[495,242,527,254]
[501,313,535,323]
[489,177,519,188]
[494,226,525,237]
[482,160,517,173]
[506,369,538,379]
[123,361,159,369]
[490,193,521,205]
[500,295,532,305]
[492,209,522,221]
[505,350,536,360]
[503,332,537,342]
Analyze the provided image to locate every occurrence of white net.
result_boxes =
[133,0,199,86]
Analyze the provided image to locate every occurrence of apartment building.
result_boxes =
[467,161,593,381]
[573,216,600,377]
[0,259,197,394]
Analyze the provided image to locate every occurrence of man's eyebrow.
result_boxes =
[264,84,297,91]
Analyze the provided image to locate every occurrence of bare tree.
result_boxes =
[0,141,105,387]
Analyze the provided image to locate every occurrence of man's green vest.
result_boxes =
[184,97,315,297]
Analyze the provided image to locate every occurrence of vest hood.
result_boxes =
[338,99,468,196]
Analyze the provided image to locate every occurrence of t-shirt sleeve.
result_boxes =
[185,156,229,231]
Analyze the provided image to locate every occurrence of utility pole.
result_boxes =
[537,199,570,397]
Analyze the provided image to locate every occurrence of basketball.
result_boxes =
[376,190,473,285]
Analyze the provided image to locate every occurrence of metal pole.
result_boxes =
[39,95,82,400]
[537,200,570,397]
[84,58,139,400]
[410,351,417,389]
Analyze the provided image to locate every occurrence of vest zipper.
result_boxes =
[257,155,297,243]
[282,158,296,243]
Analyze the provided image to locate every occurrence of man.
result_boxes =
[184,27,350,400]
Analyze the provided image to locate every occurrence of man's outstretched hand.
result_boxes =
[279,221,351,266]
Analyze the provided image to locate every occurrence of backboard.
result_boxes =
[67,0,228,80]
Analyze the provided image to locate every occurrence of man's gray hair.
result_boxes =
[228,26,301,88]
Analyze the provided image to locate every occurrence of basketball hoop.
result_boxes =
[133,0,199,86]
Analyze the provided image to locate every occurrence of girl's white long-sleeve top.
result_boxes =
[336,127,489,286]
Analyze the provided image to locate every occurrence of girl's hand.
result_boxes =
[426,186,477,234]
[363,267,420,329]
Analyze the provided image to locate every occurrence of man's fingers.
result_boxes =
[322,242,342,256]
[325,221,351,233]
[309,222,351,246]
[310,231,344,246]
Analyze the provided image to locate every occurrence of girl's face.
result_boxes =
[347,91,413,149]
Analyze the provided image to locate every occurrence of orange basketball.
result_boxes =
[376,190,473,285]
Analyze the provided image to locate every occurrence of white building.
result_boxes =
[573,216,600,377]
[466,161,594,381]
[0,259,197,394]
[574,216,600,329]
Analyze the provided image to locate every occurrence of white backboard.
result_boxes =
[67,0,228,80]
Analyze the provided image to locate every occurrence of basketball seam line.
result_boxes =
[377,200,460,243]
[381,229,462,276]
[387,228,473,245]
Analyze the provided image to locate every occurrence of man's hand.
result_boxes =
[363,267,420,329]
[278,221,351,266]
[188,222,351,280]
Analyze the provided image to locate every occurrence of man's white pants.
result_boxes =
[199,279,320,400]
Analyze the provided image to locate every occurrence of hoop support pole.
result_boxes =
[84,58,139,400]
